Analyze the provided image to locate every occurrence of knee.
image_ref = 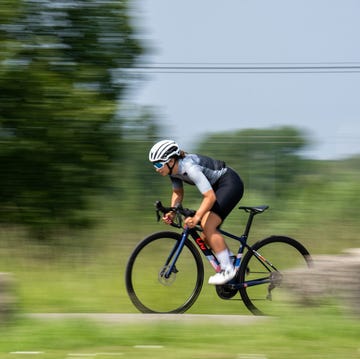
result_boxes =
[202,223,218,239]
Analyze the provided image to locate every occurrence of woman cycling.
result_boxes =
[148,139,244,285]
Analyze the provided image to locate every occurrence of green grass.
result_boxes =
[0,306,359,358]
[0,193,359,358]
[0,205,359,315]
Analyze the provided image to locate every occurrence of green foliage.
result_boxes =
[196,126,308,198]
[0,0,143,237]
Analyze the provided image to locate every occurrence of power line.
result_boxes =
[130,62,360,74]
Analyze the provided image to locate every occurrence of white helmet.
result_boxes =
[148,140,180,162]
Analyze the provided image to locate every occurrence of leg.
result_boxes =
[201,168,244,285]
[201,212,236,285]
[201,211,227,252]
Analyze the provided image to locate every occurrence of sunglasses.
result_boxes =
[153,161,167,169]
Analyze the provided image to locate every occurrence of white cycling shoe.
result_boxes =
[208,266,236,285]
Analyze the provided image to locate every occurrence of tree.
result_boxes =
[0,0,143,237]
[195,126,308,197]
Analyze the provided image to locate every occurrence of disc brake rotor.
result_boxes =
[158,265,177,286]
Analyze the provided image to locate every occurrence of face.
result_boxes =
[153,159,174,176]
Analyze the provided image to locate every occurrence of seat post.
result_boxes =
[243,211,256,238]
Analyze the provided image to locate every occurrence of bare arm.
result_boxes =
[185,189,216,227]
[170,187,184,207]
[163,187,184,225]
[196,189,216,219]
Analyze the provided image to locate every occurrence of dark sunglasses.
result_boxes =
[153,161,167,169]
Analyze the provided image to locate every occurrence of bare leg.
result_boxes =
[201,211,236,285]
[201,211,227,253]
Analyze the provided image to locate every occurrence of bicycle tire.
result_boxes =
[238,235,312,316]
[125,231,204,313]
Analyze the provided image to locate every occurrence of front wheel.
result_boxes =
[125,231,204,313]
[239,236,312,316]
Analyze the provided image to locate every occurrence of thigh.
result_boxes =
[211,168,244,220]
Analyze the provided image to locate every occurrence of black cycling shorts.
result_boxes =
[210,167,244,221]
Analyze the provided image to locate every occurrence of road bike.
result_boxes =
[125,201,312,315]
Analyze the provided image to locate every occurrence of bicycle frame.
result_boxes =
[189,227,248,273]
[162,208,276,289]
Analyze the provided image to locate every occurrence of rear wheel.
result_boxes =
[125,231,204,313]
[239,236,312,316]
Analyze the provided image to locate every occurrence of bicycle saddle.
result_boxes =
[238,205,269,213]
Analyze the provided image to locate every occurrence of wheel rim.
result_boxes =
[126,234,204,313]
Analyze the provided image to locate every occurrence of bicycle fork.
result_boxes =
[160,230,189,280]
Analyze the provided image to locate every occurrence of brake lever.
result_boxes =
[154,200,196,229]
[154,200,177,225]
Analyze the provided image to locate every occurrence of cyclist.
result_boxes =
[148,139,244,285]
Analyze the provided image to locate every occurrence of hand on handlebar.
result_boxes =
[184,215,201,229]
[155,200,198,228]
[162,211,176,225]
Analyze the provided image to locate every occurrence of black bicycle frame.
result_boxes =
[191,227,273,289]
[162,224,276,289]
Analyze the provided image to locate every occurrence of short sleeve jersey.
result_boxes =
[170,154,227,194]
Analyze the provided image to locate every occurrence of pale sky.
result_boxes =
[130,0,360,159]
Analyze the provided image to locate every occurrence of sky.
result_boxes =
[130,0,360,160]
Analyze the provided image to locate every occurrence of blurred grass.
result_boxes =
[0,177,359,358]
[0,306,359,358]
[0,189,359,314]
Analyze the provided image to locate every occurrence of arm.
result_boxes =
[163,187,184,225]
[185,189,216,228]
[195,189,216,220]
[170,187,184,207]
[181,163,217,227]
